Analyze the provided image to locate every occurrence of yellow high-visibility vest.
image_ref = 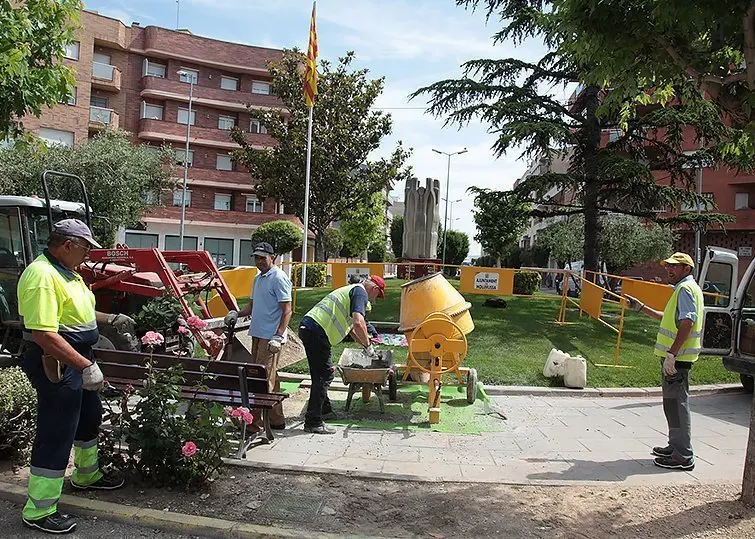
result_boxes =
[654,279,704,362]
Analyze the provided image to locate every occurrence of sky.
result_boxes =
[84,0,551,256]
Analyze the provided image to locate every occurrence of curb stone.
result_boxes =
[0,481,379,539]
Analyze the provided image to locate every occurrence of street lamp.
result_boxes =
[443,197,462,232]
[433,148,467,265]
[177,70,195,250]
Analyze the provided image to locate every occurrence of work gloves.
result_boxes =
[268,333,285,353]
[663,352,677,377]
[224,310,239,329]
[108,313,136,334]
[364,344,377,358]
[624,294,645,313]
[82,362,104,391]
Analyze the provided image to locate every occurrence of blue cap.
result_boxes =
[52,219,102,248]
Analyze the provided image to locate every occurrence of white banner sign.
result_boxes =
[474,272,499,291]
[346,267,371,283]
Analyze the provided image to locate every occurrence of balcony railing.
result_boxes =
[92,62,115,81]
[90,106,114,124]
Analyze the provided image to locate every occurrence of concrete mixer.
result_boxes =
[395,272,476,424]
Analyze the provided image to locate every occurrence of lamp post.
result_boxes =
[433,148,467,265]
[443,197,462,232]
[177,70,195,250]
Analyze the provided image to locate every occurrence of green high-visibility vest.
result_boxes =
[306,284,370,346]
[654,279,704,362]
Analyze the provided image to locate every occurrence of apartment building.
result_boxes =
[22,10,308,266]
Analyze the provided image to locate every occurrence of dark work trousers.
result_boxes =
[22,348,103,473]
[661,360,694,462]
[299,320,334,427]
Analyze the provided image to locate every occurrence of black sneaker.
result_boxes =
[270,423,286,430]
[71,471,125,491]
[322,410,339,420]
[304,424,336,435]
[652,445,674,457]
[22,511,77,534]
[653,455,695,471]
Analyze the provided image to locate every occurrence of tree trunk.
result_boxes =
[742,391,755,505]
[314,231,326,262]
[582,85,603,278]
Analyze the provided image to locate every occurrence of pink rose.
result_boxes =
[181,441,197,458]
[186,315,208,330]
[241,410,254,425]
[141,331,164,347]
[230,408,243,418]
[177,325,189,335]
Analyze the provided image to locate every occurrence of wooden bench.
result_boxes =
[93,348,289,458]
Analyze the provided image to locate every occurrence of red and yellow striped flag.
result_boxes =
[303,1,318,108]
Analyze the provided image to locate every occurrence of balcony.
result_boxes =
[89,106,119,131]
[137,118,271,150]
[91,62,122,92]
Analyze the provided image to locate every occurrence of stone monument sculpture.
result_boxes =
[402,177,440,259]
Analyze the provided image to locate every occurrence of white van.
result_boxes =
[697,247,755,391]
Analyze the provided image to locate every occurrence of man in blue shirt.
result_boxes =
[225,242,292,431]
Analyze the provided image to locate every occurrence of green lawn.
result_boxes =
[285,278,738,388]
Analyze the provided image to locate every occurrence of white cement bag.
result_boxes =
[543,348,568,378]
[564,355,587,389]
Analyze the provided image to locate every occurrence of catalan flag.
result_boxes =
[303,1,318,108]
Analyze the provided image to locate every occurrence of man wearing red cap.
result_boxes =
[298,275,386,434]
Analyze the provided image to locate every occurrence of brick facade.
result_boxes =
[21,10,301,265]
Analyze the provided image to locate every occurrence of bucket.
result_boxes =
[398,272,474,336]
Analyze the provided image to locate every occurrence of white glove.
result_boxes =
[82,362,104,391]
[624,295,644,313]
[364,344,377,358]
[267,334,284,353]
[663,352,677,376]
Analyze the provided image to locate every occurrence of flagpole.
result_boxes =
[301,104,314,286]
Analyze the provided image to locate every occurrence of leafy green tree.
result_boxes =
[1,0,81,140]
[438,229,469,271]
[600,215,674,274]
[469,187,530,266]
[323,227,344,260]
[367,241,387,263]
[250,220,303,256]
[389,215,403,259]
[0,131,172,246]
[415,1,732,273]
[340,191,386,258]
[537,218,584,269]
[232,50,410,261]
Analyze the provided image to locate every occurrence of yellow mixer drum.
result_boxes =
[398,272,474,337]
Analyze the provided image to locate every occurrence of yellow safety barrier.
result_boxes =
[459,267,514,296]
[206,266,257,317]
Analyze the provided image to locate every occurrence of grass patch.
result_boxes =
[284,278,738,388]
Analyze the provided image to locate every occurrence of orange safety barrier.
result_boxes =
[579,279,604,321]
[458,267,514,296]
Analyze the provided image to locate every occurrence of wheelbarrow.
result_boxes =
[337,348,397,413]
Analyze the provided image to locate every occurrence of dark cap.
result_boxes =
[252,242,275,257]
[52,219,102,248]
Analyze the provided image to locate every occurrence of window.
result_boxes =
[141,102,164,120]
[61,87,77,105]
[177,108,196,125]
[249,120,267,134]
[703,262,734,307]
[38,128,74,147]
[143,59,166,78]
[214,193,232,211]
[251,81,270,95]
[93,53,111,64]
[216,154,233,171]
[172,189,192,207]
[165,235,198,251]
[124,232,158,249]
[174,149,193,167]
[218,115,236,130]
[607,129,623,142]
[90,95,109,108]
[142,191,157,204]
[64,41,80,60]
[179,68,198,84]
[204,238,234,267]
[736,193,750,210]
[220,76,238,91]
[239,239,253,264]
[245,195,263,213]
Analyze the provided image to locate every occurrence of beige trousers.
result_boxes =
[250,337,284,428]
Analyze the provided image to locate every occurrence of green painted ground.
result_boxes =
[282,278,738,388]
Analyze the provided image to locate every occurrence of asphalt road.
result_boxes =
[0,498,201,538]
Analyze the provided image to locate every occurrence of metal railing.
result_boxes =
[89,106,114,124]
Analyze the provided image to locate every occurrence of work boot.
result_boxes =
[22,511,77,534]
[651,445,673,457]
[71,471,125,491]
[304,424,336,435]
[653,455,694,471]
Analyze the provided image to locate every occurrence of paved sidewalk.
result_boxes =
[241,391,752,485]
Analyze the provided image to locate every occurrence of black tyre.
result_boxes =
[388,371,397,401]
[741,374,754,394]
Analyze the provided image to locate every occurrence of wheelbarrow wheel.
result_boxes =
[466,368,478,404]
[388,371,398,402]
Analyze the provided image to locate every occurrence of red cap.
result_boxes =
[369,275,386,298]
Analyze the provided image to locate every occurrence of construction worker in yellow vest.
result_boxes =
[625,252,703,471]
[298,276,386,434]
